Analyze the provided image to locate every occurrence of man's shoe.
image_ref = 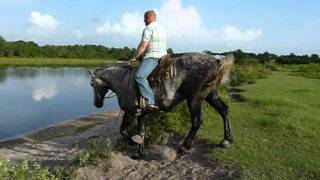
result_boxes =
[147,104,159,111]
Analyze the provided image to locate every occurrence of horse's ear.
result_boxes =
[88,70,95,78]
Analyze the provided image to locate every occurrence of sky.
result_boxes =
[0,0,319,55]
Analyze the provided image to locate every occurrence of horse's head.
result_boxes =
[89,70,109,108]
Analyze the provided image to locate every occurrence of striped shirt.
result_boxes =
[141,22,167,59]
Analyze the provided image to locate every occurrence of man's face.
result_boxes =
[144,15,150,26]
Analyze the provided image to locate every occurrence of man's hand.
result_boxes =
[129,41,148,65]
[128,58,137,65]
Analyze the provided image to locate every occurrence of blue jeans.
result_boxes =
[135,57,159,104]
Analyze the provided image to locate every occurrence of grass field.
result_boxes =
[166,68,320,179]
[0,57,120,67]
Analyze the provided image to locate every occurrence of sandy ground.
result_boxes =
[0,110,238,179]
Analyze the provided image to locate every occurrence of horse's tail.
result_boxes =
[220,54,234,84]
[211,54,234,88]
[206,54,234,89]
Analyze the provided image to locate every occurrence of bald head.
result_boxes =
[144,10,156,25]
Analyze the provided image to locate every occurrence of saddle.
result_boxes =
[139,54,176,111]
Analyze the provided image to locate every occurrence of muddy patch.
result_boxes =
[75,135,239,179]
[227,87,245,93]
[230,94,247,102]
[241,80,255,85]
[228,87,247,102]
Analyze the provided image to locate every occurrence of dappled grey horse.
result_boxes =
[89,53,234,157]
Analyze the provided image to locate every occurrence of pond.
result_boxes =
[0,67,118,140]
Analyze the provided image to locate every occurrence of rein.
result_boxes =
[104,91,116,99]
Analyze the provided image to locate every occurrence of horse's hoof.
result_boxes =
[177,146,190,157]
[220,140,231,148]
[131,134,144,144]
[131,152,143,159]
[177,149,186,157]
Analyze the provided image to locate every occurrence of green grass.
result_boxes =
[0,57,121,67]
[289,63,320,79]
[166,69,320,179]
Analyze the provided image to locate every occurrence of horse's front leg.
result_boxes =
[120,112,133,138]
[178,100,203,156]
[131,113,149,157]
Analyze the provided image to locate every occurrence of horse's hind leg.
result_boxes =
[205,91,233,147]
[179,99,203,155]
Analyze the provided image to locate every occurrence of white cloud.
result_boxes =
[157,0,201,36]
[96,0,263,50]
[74,29,84,39]
[27,11,59,37]
[32,83,58,102]
[96,11,144,35]
[221,25,263,43]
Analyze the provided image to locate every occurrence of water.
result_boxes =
[0,67,118,140]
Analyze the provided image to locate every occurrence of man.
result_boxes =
[129,10,167,110]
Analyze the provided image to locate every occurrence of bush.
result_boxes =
[0,159,54,180]
[77,139,112,167]
[292,64,320,79]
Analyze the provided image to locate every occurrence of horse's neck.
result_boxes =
[107,67,137,113]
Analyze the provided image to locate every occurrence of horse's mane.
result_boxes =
[94,64,132,74]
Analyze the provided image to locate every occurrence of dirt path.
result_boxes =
[0,110,237,179]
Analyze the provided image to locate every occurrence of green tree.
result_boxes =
[311,54,320,63]
[0,36,6,57]
[257,51,271,64]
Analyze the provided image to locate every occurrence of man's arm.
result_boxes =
[129,41,148,65]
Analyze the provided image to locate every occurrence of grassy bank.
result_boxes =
[165,68,320,179]
[0,57,121,67]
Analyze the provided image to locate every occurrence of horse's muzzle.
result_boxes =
[94,101,103,108]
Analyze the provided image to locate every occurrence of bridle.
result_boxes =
[89,70,123,119]
[89,70,116,100]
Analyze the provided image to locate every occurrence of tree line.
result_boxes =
[0,36,134,60]
[204,49,320,65]
[1,36,319,64]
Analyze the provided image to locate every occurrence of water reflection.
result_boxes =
[32,83,58,102]
[6,67,39,79]
[0,67,118,140]
[0,68,8,83]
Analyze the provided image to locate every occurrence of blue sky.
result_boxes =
[0,0,319,55]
